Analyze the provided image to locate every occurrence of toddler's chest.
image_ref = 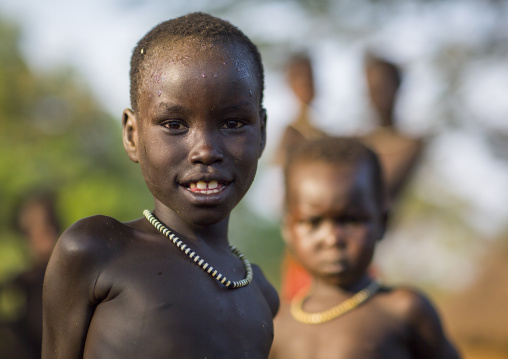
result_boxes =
[284,311,411,359]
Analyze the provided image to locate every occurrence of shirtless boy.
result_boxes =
[43,13,279,359]
[270,137,459,359]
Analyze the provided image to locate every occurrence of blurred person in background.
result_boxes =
[274,53,328,167]
[360,53,424,209]
[274,53,329,302]
[0,192,60,359]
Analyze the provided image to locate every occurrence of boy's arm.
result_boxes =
[42,219,104,359]
[405,290,460,359]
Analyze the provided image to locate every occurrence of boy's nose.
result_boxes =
[189,134,224,165]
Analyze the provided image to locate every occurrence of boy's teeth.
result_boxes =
[189,181,222,192]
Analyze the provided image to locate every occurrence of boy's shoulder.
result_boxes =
[56,215,137,261]
[62,214,128,240]
[45,215,142,305]
[251,264,280,317]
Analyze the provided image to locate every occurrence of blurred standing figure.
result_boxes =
[0,193,60,359]
[274,54,327,167]
[274,54,329,302]
[360,54,424,207]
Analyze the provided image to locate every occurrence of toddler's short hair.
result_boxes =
[284,137,385,210]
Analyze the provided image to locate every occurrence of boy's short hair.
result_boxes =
[284,137,385,210]
[129,12,264,113]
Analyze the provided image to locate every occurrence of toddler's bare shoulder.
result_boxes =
[377,285,438,323]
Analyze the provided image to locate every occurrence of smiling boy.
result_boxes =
[42,13,278,359]
[269,137,459,359]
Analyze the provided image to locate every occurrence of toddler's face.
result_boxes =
[284,161,384,287]
[130,40,265,226]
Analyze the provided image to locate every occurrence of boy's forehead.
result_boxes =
[135,38,262,106]
[141,38,257,82]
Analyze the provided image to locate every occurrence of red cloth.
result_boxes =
[280,251,379,302]
[280,251,311,303]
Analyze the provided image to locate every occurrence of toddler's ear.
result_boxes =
[258,108,267,158]
[122,108,139,163]
[281,214,292,245]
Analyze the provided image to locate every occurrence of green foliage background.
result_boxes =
[0,17,154,281]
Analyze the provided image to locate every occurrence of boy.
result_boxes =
[269,137,459,359]
[43,13,279,359]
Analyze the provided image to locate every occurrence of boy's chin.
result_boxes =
[181,207,231,226]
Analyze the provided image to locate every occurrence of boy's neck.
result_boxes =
[151,204,230,247]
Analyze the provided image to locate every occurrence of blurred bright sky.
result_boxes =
[1,0,507,287]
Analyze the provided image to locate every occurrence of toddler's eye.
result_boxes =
[221,120,243,129]
[300,217,321,229]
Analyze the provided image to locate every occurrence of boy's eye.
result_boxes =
[163,121,186,131]
[221,120,244,129]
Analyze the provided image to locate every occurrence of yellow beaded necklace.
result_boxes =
[290,281,381,324]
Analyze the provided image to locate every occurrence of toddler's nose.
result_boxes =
[322,221,347,248]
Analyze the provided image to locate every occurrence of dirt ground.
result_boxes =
[435,243,508,359]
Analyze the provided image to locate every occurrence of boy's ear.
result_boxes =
[258,108,267,158]
[122,108,139,163]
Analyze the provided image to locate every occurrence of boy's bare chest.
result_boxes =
[85,242,274,358]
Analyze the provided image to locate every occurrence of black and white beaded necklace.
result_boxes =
[143,210,253,289]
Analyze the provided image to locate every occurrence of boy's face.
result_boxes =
[123,40,266,226]
[283,161,385,288]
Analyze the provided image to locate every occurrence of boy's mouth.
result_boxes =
[187,180,227,194]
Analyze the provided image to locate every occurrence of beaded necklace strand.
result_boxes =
[290,281,381,324]
[143,210,253,289]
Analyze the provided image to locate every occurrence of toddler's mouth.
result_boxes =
[187,180,227,194]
